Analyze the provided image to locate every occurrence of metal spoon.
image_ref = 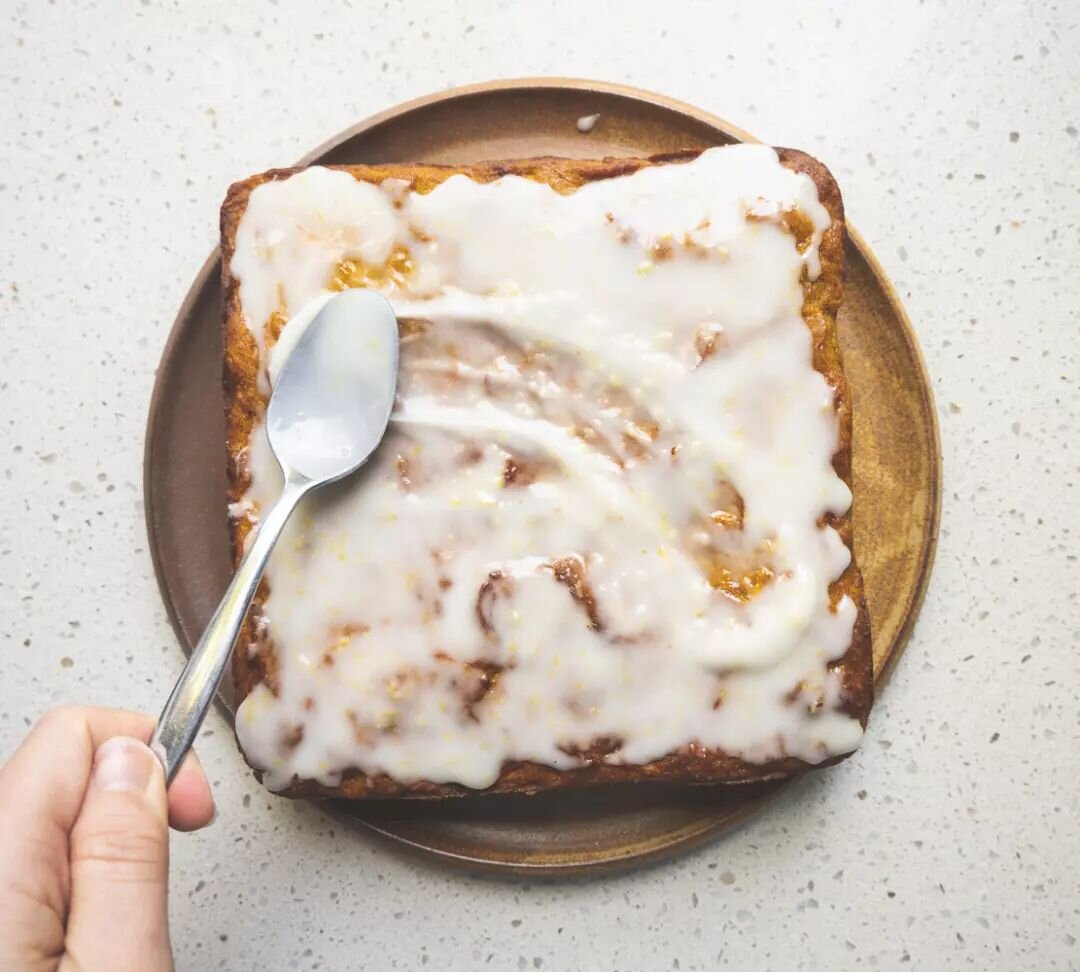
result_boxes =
[151,289,400,784]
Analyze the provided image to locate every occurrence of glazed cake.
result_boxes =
[220,145,872,797]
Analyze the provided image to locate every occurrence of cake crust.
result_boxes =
[220,149,872,799]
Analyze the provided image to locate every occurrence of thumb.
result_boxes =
[64,737,174,972]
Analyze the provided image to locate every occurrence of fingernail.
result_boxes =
[93,737,157,793]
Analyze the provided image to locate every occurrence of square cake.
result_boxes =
[220,145,872,797]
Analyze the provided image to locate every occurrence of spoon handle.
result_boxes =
[151,476,310,784]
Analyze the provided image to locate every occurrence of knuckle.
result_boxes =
[73,813,167,884]
[37,704,87,733]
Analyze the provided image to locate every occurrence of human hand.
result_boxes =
[0,706,216,971]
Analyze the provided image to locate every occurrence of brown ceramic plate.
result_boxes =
[145,79,941,875]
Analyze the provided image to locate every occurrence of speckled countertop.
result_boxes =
[2,1,1078,969]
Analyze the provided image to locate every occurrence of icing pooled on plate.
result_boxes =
[228,145,862,791]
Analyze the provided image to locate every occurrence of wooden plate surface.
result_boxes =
[145,79,940,875]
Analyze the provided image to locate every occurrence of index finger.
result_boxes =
[0,706,215,835]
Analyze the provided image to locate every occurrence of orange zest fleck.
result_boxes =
[329,244,414,292]
[708,564,775,602]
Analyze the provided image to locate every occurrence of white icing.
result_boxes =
[229,145,862,791]
[227,497,255,522]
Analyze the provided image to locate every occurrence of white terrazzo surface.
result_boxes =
[2,1,1078,969]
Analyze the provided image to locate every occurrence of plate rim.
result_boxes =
[143,77,941,875]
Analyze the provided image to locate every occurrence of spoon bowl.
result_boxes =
[269,289,400,484]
